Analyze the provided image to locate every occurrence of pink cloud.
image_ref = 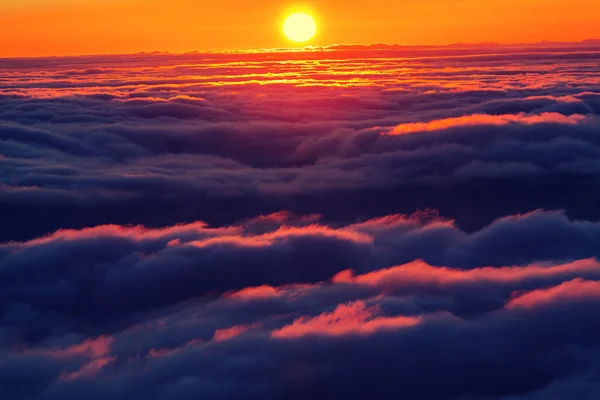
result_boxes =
[27,336,117,381]
[188,224,373,249]
[5,222,238,247]
[263,225,373,244]
[147,339,204,358]
[42,336,113,360]
[60,356,116,380]
[333,259,600,288]
[187,236,271,248]
[227,285,282,300]
[506,278,600,309]
[242,211,320,226]
[272,301,420,339]
[166,238,181,247]
[213,324,260,342]
[344,210,454,235]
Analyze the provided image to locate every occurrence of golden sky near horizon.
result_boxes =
[1,0,599,57]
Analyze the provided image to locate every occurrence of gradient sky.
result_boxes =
[1,0,599,57]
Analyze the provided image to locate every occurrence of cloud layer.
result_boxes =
[2,42,600,399]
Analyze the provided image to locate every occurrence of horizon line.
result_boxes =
[2,38,600,61]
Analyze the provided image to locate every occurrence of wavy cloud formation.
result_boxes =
[2,43,600,399]
[386,112,589,135]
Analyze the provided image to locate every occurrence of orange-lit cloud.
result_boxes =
[41,336,114,360]
[4,222,233,248]
[227,285,282,301]
[333,259,600,288]
[213,324,260,342]
[28,336,116,381]
[506,278,600,309]
[386,113,589,136]
[187,225,373,249]
[60,357,116,380]
[272,301,420,338]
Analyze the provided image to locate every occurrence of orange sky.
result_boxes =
[1,0,599,57]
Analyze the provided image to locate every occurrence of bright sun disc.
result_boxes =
[283,12,317,43]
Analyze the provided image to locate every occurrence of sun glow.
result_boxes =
[283,12,317,43]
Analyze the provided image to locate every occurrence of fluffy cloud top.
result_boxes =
[2,42,600,399]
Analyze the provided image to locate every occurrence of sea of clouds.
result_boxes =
[2,42,600,399]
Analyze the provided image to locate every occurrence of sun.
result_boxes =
[283,12,317,43]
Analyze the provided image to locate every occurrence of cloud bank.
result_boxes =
[2,42,600,399]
